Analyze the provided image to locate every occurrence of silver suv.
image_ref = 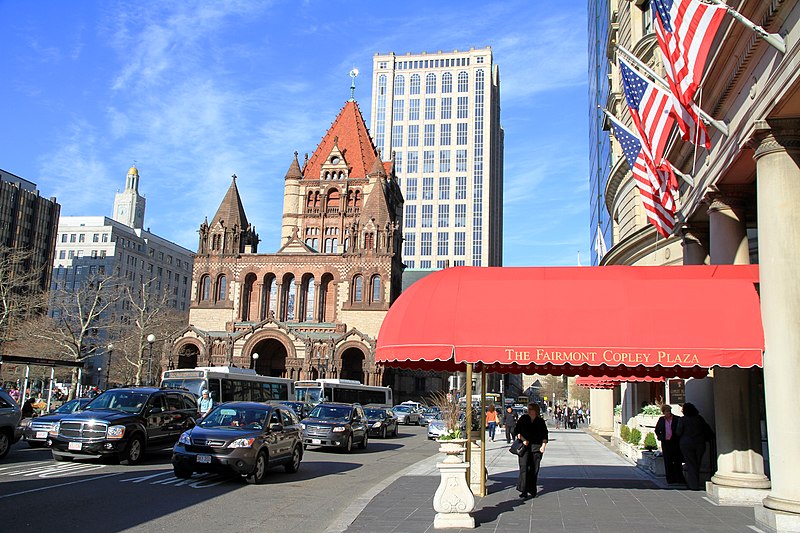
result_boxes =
[0,389,22,459]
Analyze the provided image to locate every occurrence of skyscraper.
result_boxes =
[370,47,503,269]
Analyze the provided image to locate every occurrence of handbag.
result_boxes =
[509,439,527,457]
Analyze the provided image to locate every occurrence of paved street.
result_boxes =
[0,424,438,532]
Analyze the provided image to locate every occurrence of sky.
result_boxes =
[0,0,589,267]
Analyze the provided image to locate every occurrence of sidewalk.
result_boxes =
[341,425,758,533]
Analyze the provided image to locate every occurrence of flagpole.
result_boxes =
[615,45,729,136]
[705,0,786,53]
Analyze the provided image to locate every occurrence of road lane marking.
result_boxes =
[119,471,227,488]
[0,463,106,478]
[0,473,120,500]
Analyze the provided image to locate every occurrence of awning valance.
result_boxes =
[576,376,666,389]
[376,265,763,377]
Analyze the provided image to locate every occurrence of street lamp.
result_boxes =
[252,352,259,372]
[106,344,113,389]
[146,334,156,386]
[97,367,102,388]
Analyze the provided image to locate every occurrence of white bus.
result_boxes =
[294,379,393,407]
[161,367,294,404]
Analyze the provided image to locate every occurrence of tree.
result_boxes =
[0,245,48,352]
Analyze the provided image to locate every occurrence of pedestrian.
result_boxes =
[198,389,214,418]
[486,404,498,441]
[514,403,548,499]
[655,404,684,485]
[21,397,36,418]
[678,402,713,490]
[9,387,20,404]
[503,406,518,444]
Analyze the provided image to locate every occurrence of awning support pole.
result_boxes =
[465,363,473,484]
[480,370,487,497]
[46,367,55,411]
[21,365,30,402]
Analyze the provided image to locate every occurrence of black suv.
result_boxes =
[301,402,368,452]
[49,387,197,464]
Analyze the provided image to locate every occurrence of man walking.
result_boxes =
[514,403,548,499]
[655,404,684,485]
[503,406,518,444]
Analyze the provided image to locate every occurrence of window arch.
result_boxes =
[282,274,296,321]
[442,72,453,93]
[326,188,340,209]
[410,74,420,95]
[371,275,382,303]
[425,73,436,94]
[394,75,405,96]
[352,275,364,303]
[200,275,211,301]
[216,274,227,302]
[458,71,468,92]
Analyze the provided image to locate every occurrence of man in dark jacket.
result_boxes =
[503,406,518,444]
[514,403,548,499]
[655,404,684,484]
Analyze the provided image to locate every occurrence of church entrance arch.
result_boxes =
[250,338,288,377]
[340,347,366,383]
[176,343,200,369]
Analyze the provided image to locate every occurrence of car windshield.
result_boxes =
[393,405,410,413]
[54,399,84,414]
[364,408,386,419]
[160,378,205,398]
[85,391,150,413]
[200,406,268,430]
[308,405,352,422]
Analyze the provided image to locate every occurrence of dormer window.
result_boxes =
[331,156,340,165]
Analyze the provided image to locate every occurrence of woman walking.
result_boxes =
[678,402,713,490]
[486,404,498,441]
[514,403,548,499]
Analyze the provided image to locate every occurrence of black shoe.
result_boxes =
[518,492,527,499]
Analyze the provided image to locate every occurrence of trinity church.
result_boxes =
[169,99,411,389]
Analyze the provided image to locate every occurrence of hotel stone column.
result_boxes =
[706,189,770,505]
[752,118,800,533]
[680,224,709,266]
[588,388,614,437]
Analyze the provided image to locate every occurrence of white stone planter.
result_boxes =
[434,439,474,529]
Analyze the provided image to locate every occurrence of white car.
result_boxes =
[392,405,420,425]
[427,417,447,439]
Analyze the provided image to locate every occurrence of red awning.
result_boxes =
[376,265,763,377]
[576,376,665,389]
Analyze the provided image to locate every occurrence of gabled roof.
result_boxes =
[211,175,249,229]
[276,226,316,254]
[303,101,379,181]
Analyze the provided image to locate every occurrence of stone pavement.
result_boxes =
[338,424,758,533]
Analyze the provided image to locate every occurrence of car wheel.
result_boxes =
[381,426,387,439]
[246,451,268,484]
[122,435,144,465]
[27,441,46,449]
[52,452,72,462]
[173,465,193,479]
[0,431,11,459]
[358,433,368,450]
[415,417,420,426]
[284,446,301,473]
[343,435,353,453]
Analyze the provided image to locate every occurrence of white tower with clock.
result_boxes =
[113,164,146,229]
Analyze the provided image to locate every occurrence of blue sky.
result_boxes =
[0,0,589,267]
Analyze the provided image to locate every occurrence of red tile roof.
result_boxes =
[303,101,382,181]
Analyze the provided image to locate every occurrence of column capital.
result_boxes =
[679,223,709,250]
[704,186,750,216]
[751,118,800,160]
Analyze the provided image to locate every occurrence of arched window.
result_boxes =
[313,191,321,208]
[458,71,468,92]
[282,274,296,321]
[426,73,436,94]
[354,190,362,207]
[306,191,314,209]
[394,75,405,96]
[216,275,227,301]
[353,275,364,303]
[371,275,382,303]
[326,188,340,209]
[200,275,211,301]
[364,232,375,250]
[410,74,420,95]
[442,72,453,93]
[304,276,315,321]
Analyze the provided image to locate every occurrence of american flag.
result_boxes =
[619,57,675,166]
[652,0,726,107]
[608,114,677,237]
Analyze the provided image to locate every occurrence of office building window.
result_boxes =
[61,234,67,243]
[394,74,405,95]
[410,74,420,94]
[439,176,450,199]
[442,72,452,93]
[404,233,416,256]
[424,124,435,146]
[426,73,436,93]
[393,99,404,121]
[456,150,468,172]
[425,98,436,120]
[440,123,451,146]
[422,205,433,227]
[440,151,451,173]
[423,152,435,174]
[395,151,403,173]
[392,125,403,148]
[59,250,66,259]
[376,74,387,154]
[407,152,418,174]
[408,125,419,147]
[456,123,468,145]
[420,260,431,269]
[438,204,449,227]
[455,204,467,227]
[458,71,468,92]
[406,177,418,199]
[455,232,466,256]
[406,260,415,268]
[456,176,467,199]
[457,96,468,118]
[441,97,452,119]
[421,232,432,256]
[405,205,417,228]
[409,99,420,120]
[437,232,449,255]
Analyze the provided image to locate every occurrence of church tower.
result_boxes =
[198,174,259,256]
[113,164,146,229]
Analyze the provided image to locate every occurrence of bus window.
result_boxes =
[324,387,334,402]
[209,379,221,404]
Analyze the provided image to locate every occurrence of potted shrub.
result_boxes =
[619,424,630,443]
[643,431,658,451]
[629,427,642,447]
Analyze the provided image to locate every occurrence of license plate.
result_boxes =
[68,442,82,451]
[35,432,48,439]
[311,439,321,445]
[197,455,211,464]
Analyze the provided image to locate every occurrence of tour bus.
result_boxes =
[294,379,393,407]
[160,367,294,403]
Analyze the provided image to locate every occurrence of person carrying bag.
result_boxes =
[513,403,548,499]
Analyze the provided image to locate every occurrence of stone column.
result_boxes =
[705,189,770,504]
[589,388,614,437]
[751,119,800,532]
[680,224,709,265]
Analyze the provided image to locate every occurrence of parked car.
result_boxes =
[21,398,92,448]
[172,401,303,483]
[365,407,398,438]
[300,402,368,452]
[49,387,197,464]
[419,407,440,426]
[392,404,421,425]
[278,401,312,420]
[0,389,22,459]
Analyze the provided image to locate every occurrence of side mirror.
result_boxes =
[269,423,283,432]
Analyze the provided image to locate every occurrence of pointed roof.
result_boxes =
[303,101,379,180]
[360,173,391,227]
[285,152,303,180]
[211,175,249,229]
[368,156,387,178]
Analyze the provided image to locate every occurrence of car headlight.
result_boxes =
[372,422,382,428]
[178,431,192,445]
[332,426,346,432]
[49,422,60,436]
[106,425,126,439]
[24,419,33,428]
[300,422,306,429]
[228,437,255,448]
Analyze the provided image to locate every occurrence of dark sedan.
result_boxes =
[365,407,398,438]
[21,398,92,448]
[301,403,368,452]
[172,402,303,484]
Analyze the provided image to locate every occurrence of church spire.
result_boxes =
[211,174,249,230]
[203,174,259,256]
